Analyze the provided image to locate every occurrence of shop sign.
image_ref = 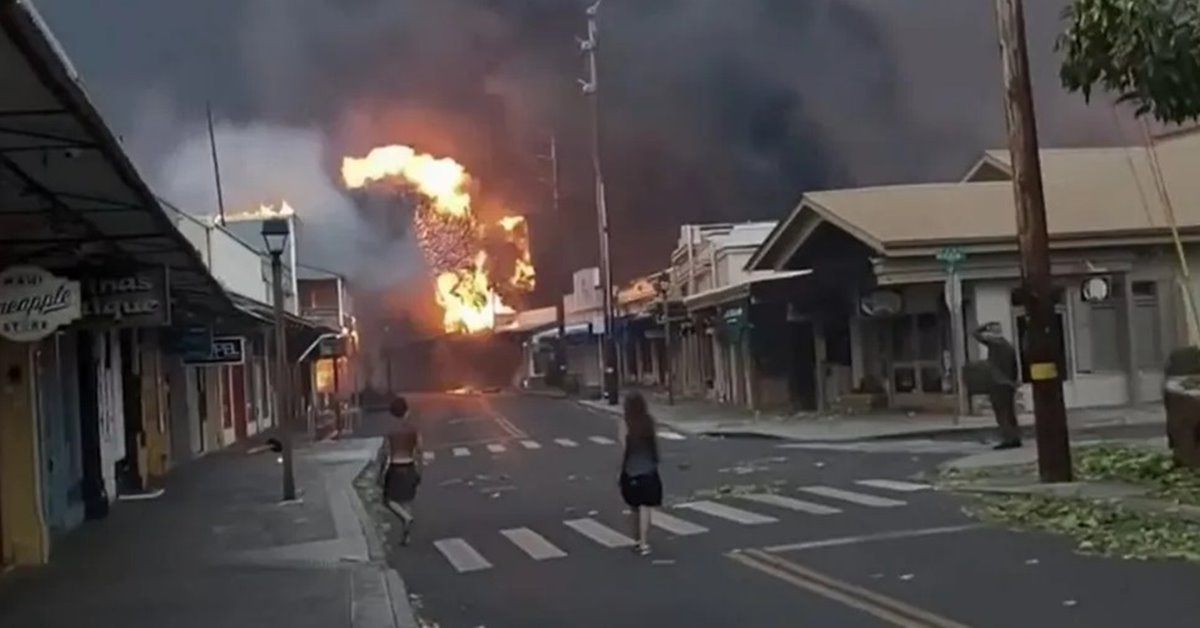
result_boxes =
[183,335,245,365]
[318,336,345,358]
[0,265,81,342]
[78,267,171,328]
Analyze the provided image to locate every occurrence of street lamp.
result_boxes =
[262,218,296,502]
[654,272,674,406]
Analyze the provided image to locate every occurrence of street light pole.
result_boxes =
[656,273,674,406]
[263,219,296,501]
[993,0,1071,482]
[580,0,619,406]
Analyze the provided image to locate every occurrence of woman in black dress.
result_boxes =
[619,392,662,556]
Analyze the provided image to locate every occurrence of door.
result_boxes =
[789,321,817,410]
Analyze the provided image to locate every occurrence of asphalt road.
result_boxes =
[358,394,1200,628]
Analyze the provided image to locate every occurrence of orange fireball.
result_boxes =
[341,145,535,333]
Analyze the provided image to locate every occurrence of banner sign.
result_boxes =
[0,265,81,342]
[183,335,246,365]
[78,267,171,328]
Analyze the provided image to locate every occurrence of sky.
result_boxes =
[32,0,1139,302]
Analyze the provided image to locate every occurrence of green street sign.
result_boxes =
[935,246,966,268]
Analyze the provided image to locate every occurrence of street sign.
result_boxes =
[935,246,966,269]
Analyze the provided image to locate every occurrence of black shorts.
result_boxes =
[384,463,420,504]
[619,471,663,508]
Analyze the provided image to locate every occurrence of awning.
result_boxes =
[531,322,594,342]
[0,1,232,320]
[683,270,812,312]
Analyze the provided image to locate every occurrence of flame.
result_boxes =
[222,200,296,223]
[341,145,535,333]
[342,146,471,217]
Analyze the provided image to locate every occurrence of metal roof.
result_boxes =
[0,1,232,321]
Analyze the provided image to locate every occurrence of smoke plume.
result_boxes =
[36,0,1138,295]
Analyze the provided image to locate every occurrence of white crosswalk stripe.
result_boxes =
[452,447,471,457]
[675,500,778,525]
[855,479,931,493]
[737,493,841,515]
[589,436,616,445]
[650,512,709,536]
[657,430,686,441]
[433,538,493,573]
[564,518,636,548]
[500,528,567,560]
[422,451,435,463]
[798,486,907,508]
[486,443,507,453]
[554,438,579,448]
[520,440,542,449]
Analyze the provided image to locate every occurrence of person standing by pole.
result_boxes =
[972,323,1021,450]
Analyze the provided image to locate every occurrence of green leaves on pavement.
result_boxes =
[1058,0,1200,123]
[1076,445,1200,505]
[971,494,1200,562]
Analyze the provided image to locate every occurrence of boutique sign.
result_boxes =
[0,266,82,342]
[78,267,171,328]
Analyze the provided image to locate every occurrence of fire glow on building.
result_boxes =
[341,145,535,334]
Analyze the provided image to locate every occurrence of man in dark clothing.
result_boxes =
[972,322,1022,449]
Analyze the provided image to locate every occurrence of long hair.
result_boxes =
[623,392,657,453]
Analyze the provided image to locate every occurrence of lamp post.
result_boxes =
[262,218,295,502]
[655,272,674,406]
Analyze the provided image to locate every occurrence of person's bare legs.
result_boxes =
[637,507,653,554]
[386,500,415,545]
[628,508,640,546]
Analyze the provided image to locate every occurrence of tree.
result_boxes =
[1058,0,1200,124]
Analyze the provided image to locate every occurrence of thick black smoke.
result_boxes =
[36,0,1136,300]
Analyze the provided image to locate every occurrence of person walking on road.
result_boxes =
[618,392,662,556]
[971,322,1022,450]
[378,396,423,545]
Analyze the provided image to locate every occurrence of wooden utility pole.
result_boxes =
[993,0,1071,482]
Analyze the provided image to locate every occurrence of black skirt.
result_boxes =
[619,471,663,508]
[384,462,421,503]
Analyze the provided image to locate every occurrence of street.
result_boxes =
[358,394,1200,628]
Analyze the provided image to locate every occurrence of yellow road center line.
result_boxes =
[728,552,931,628]
[745,549,970,628]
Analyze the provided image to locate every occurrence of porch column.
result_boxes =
[743,334,756,410]
[1122,275,1141,405]
[813,320,827,413]
[849,317,865,390]
[0,340,47,566]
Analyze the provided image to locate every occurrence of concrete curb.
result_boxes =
[344,439,420,628]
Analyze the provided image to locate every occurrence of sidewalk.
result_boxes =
[578,394,1165,442]
[0,438,416,628]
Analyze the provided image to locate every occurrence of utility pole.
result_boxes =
[205,102,226,226]
[540,134,569,389]
[993,0,1071,482]
[579,0,619,405]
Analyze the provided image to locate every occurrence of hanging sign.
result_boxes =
[78,266,171,328]
[0,265,81,342]
[183,335,246,365]
[859,289,903,317]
